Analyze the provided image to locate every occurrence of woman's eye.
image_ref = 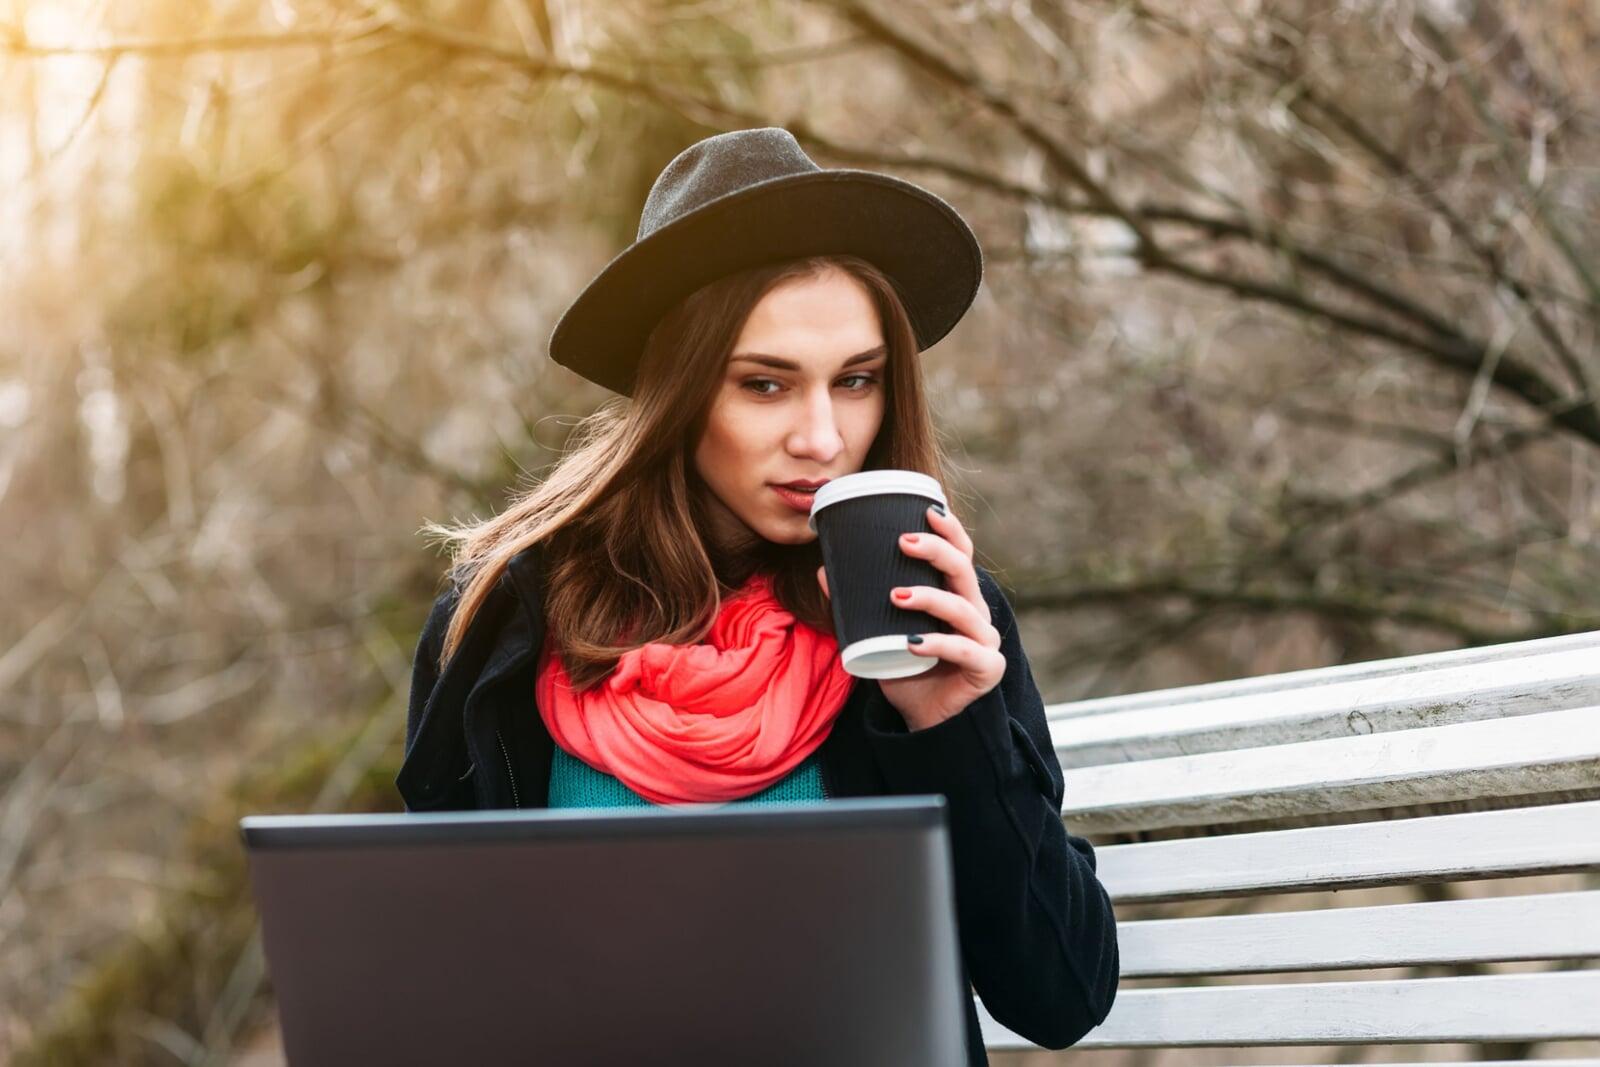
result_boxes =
[740,375,879,396]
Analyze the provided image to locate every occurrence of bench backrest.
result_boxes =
[981,628,1600,1059]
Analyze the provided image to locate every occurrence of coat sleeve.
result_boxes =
[858,564,1120,1049]
[397,585,470,812]
[405,586,458,755]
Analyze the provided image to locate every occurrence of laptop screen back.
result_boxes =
[241,797,967,1066]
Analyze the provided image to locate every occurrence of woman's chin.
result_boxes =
[705,498,818,550]
[771,528,818,545]
[747,515,817,546]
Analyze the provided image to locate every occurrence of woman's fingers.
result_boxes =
[904,630,1006,676]
[899,507,989,628]
[925,503,974,558]
[899,530,983,605]
[891,585,1000,649]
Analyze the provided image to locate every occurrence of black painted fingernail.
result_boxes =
[931,503,947,517]
[907,634,924,645]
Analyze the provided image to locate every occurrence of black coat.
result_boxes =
[397,542,1120,1065]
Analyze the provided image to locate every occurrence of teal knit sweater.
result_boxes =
[547,743,828,807]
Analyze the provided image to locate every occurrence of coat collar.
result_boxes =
[505,541,549,633]
[466,542,548,693]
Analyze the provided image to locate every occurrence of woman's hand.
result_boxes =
[817,503,1006,731]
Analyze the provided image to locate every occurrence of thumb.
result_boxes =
[816,565,830,599]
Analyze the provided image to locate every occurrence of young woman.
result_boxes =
[398,127,1118,1064]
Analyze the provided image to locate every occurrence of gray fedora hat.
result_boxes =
[547,126,984,397]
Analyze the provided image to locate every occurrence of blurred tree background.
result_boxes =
[2,0,1597,1063]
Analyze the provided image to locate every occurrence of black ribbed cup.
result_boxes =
[808,470,953,679]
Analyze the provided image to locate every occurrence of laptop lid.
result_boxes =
[241,796,967,1066]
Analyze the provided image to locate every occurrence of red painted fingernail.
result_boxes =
[893,589,911,599]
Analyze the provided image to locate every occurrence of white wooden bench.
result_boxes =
[980,628,1600,1062]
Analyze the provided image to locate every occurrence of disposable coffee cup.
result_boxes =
[808,470,953,679]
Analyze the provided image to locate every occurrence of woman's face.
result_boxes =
[694,268,888,546]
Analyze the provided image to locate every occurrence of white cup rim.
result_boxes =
[807,470,946,533]
[840,634,939,679]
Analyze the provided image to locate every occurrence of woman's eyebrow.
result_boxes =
[729,345,887,372]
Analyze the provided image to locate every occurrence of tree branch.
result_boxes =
[818,1,1599,449]
[1282,406,1578,527]
[1413,13,1600,314]
[14,6,1594,454]
[823,0,1160,254]
[0,18,390,57]
[1158,256,1600,447]
[1012,573,1587,646]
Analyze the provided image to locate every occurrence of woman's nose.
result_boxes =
[787,392,845,459]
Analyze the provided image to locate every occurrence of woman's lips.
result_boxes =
[772,485,817,513]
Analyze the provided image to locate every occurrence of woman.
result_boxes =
[398,127,1118,1064]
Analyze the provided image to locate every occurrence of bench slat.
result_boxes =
[1049,646,1600,767]
[1061,705,1600,832]
[1047,628,1600,721]
[977,969,1600,1048]
[1119,890,1600,976]
[1094,798,1600,903]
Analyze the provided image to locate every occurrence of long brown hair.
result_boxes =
[422,253,976,693]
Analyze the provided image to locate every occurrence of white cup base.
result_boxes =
[840,634,939,679]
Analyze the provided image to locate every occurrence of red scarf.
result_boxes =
[535,572,854,803]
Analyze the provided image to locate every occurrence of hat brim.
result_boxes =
[547,169,983,396]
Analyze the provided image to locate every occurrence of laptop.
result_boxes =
[240,796,968,1066]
